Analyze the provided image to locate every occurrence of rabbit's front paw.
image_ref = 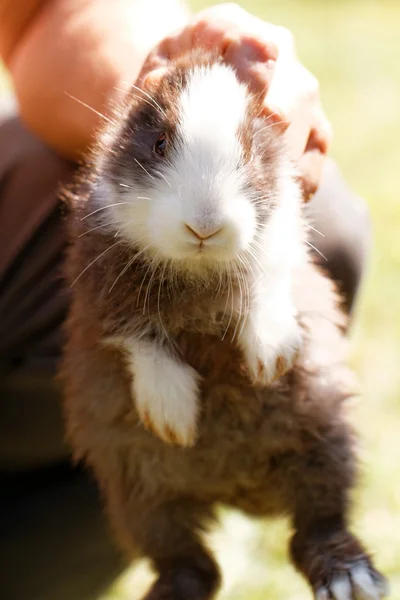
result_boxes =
[134,359,201,447]
[241,316,302,386]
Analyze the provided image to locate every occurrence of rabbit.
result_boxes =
[60,50,388,600]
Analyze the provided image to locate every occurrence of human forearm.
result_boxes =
[1,0,188,159]
[0,0,45,62]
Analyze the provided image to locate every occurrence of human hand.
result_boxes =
[137,3,332,199]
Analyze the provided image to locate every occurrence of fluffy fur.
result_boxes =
[61,51,387,599]
[75,57,305,445]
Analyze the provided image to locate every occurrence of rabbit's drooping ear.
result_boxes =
[141,66,170,89]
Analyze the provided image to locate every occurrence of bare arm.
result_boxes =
[0,0,188,159]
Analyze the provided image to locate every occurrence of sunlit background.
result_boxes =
[1,0,399,599]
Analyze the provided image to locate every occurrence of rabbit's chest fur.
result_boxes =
[63,258,352,516]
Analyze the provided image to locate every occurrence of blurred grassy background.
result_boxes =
[2,0,399,598]
[108,0,400,598]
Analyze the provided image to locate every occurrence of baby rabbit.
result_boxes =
[61,50,387,600]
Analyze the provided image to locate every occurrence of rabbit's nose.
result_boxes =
[184,223,222,241]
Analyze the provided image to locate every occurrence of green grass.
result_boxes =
[101,1,400,598]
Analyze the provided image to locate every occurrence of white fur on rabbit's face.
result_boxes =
[99,63,259,271]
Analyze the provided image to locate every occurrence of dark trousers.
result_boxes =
[0,113,370,600]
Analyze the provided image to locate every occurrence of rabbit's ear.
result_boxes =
[141,66,169,90]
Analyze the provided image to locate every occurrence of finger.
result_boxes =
[298,106,332,199]
[138,4,246,81]
[266,61,321,159]
[297,148,326,201]
[305,104,333,155]
[139,5,281,93]
[136,33,180,86]
[190,3,266,48]
[197,7,280,96]
[223,34,278,95]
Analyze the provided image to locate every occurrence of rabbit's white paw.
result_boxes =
[240,313,302,385]
[132,348,201,447]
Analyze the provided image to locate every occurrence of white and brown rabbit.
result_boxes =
[61,50,387,600]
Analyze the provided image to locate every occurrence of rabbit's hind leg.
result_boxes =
[137,500,221,600]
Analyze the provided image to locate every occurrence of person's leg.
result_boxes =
[0,113,126,600]
[0,467,126,600]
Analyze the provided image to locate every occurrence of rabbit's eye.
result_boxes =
[154,133,168,156]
